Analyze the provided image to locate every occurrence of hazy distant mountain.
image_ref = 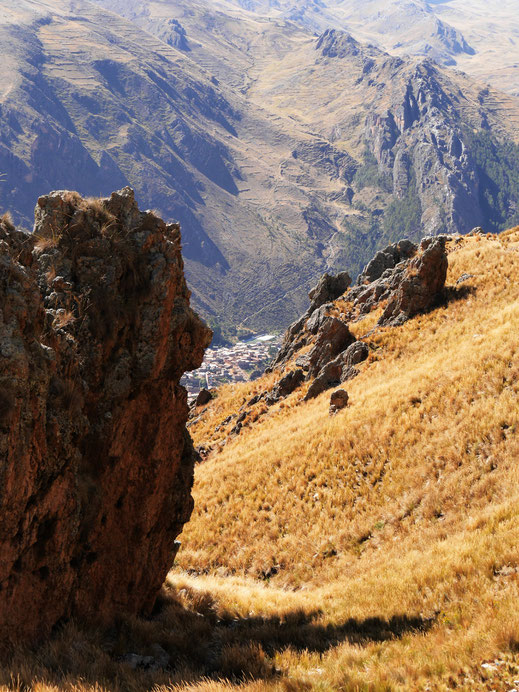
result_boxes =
[157,0,475,68]
[2,0,519,335]
[172,0,519,96]
[0,0,362,330]
[432,0,519,98]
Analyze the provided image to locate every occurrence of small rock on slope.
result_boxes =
[329,389,349,414]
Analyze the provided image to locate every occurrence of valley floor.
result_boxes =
[2,231,519,690]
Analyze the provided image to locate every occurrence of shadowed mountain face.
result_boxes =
[2,0,519,333]
[0,0,238,268]
[0,0,363,329]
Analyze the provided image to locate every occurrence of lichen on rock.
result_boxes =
[0,187,212,645]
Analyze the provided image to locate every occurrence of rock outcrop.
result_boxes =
[304,341,369,401]
[349,236,448,325]
[272,270,351,370]
[269,236,448,403]
[266,368,305,404]
[0,188,211,645]
[195,389,213,407]
[307,271,351,314]
[329,389,349,415]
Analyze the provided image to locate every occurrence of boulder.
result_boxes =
[272,369,305,401]
[0,188,211,645]
[195,388,213,407]
[304,375,334,401]
[308,271,351,313]
[341,341,370,379]
[357,239,417,285]
[330,389,349,414]
[308,317,355,377]
[379,237,448,325]
[304,340,368,401]
[306,303,332,334]
[266,368,305,405]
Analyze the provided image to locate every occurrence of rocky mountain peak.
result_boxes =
[315,28,380,62]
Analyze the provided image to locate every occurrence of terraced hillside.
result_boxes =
[4,0,519,335]
[0,0,359,330]
[64,0,519,332]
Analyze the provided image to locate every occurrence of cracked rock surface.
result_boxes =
[0,188,211,645]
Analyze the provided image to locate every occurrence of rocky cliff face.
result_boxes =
[271,235,448,398]
[315,30,485,238]
[0,188,211,645]
[363,57,483,236]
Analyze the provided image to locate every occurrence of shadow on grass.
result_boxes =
[0,583,435,691]
[440,283,477,306]
[210,608,433,655]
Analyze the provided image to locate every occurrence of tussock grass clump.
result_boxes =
[0,212,15,232]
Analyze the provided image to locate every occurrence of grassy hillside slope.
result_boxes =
[1,232,519,690]
[178,230,519,688]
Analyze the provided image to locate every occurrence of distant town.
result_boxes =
[181,334,283,397]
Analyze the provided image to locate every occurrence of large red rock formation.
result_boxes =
[0,188,211,645]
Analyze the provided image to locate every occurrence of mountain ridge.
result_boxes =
[2,0,519,335]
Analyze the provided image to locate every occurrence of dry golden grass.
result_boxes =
[175,231,519,688]
[34,229,60,252]
[2,232,519,690]
[0,212,15,232]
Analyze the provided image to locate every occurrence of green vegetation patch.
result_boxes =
[382,174,423,244]
[353,148,393,193]
[465,128,519,232]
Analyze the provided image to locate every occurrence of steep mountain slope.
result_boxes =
[3,0,519,335]
[328,0,475,67]
[0,0,363,330]
[209,0,474,67]
[248,29,519,263]
[91,0,519,283]
[176,228,519,689]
